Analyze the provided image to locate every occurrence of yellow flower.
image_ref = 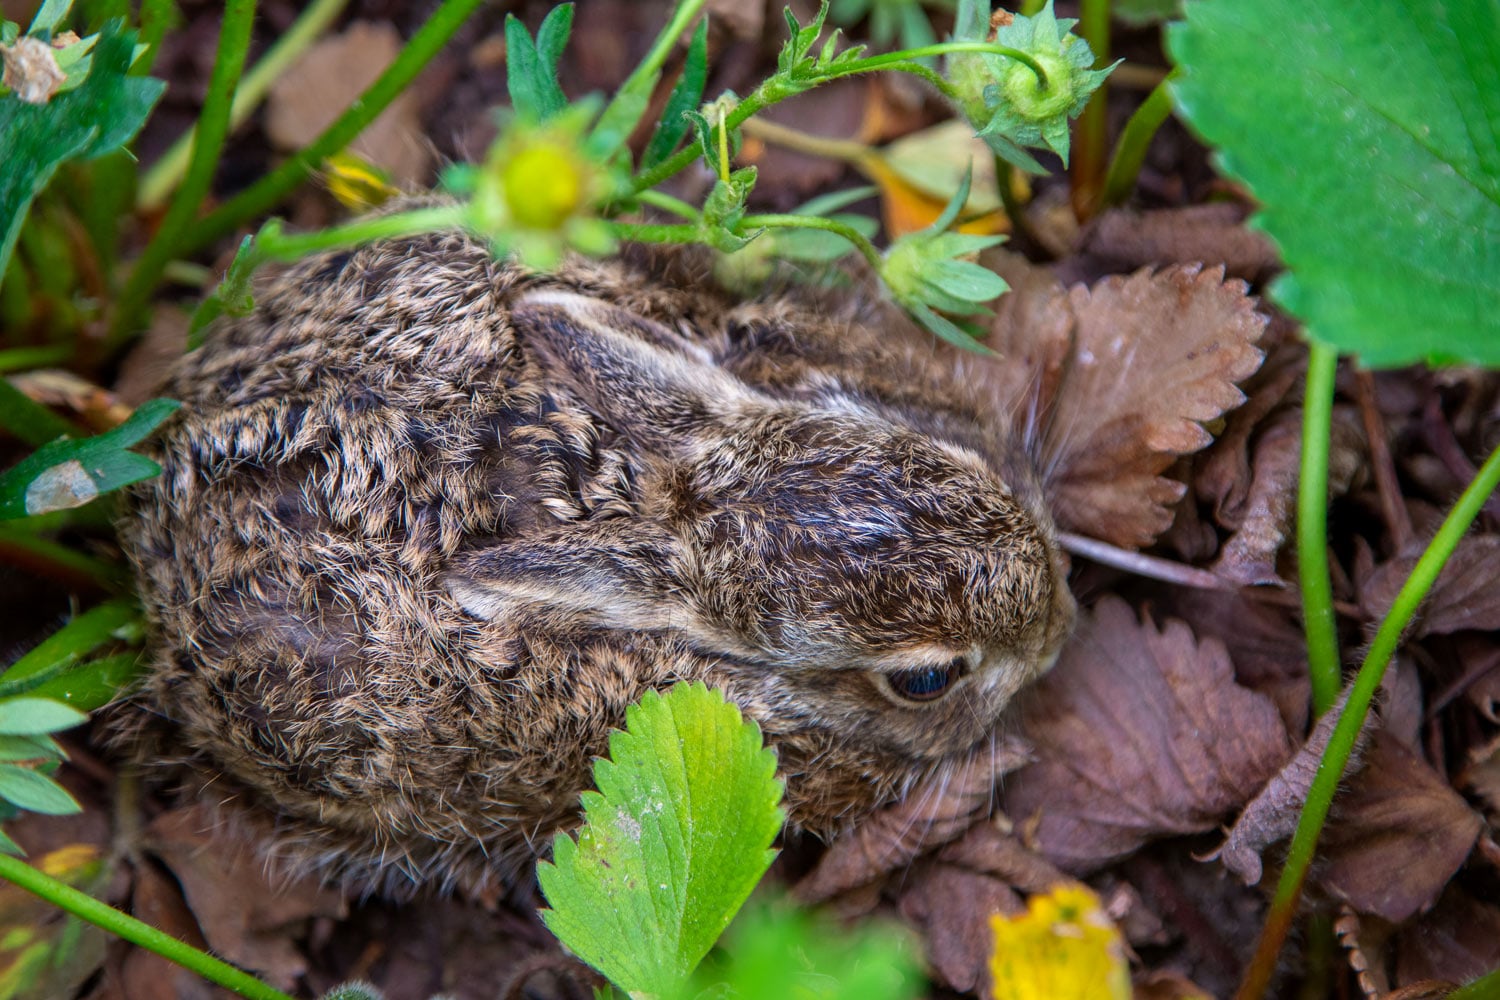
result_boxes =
[989,885,1130,1000]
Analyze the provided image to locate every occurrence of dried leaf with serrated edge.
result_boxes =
[1001,597,1290,874]
[981,256,1266,548]
[1361,535,1500,637]
[794,736,1031,903]
[145,803,346,990]
[1319,732,1481,923]
[898,862,1022,993]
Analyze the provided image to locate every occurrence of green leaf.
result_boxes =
[504,6,571,123]
[0,764,80,815]
[923,258,1008,301]
[0,398,180,518]
[1168,0,1500,368]
[692,900,921,1000]
[642,18,708,170]
[0,827,21,855]
[537,682,784,998]
[26,0,73,34]
[0,598,139,688]
[0,20,164,277]
[0,698,86,735]
[699,167,760,252]
[0,734,61,762]
[27,652,142,712]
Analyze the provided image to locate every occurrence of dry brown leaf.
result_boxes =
[145,804,347,990]
[1319,732,1481,923]
[1131,969,1216,1000]
[982,257,1267,549]
[1461,734,1500,819]
[793,736,1031,902]
[266,22,431,185]
[1361,535,1500,637]
[1001,597,1291,874]
[119,861,232,1000]
[1215,692,1365,885]
[897,861,1023,993]
[1082,203,1280,283]
[1210,405,1362,586]
[1395,888,1500,987]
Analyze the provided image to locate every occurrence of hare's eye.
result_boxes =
[887,658,964,703]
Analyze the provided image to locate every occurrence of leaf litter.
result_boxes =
[10,1,1500,997]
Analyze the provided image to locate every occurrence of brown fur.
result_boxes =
[116,229,1074,898]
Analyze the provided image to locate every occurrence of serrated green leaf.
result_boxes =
[537,682,784,998]
[1168,0,1500,368]
[0,764,79,814]
[0,21,164,278]
[0,398,180,518]
[504,8,570,123]
[0,698,86,735]
[642,18,708,170]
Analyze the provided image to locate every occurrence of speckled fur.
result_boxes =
[116,229,1074,898]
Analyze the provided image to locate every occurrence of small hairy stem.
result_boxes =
[1101,69,1178,208]
[107,0,257,354]
[741,213,883,271]
[253,204,468,263]
[182,0,485,258]
[135,0,177,74]
[1299,343,1342,715]
[741,117,873,165]
[0,853,295,1000]
[1069,0,1110,220]
[137,0,351,211]
[1235,441,1500,1000]
[606,221,703,244]
[634,190,700,221]
[856,42,1049,89]
[630,91,771,194]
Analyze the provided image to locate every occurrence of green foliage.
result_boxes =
[830,0,954,53]
[0,399,180,519]
[538,682,783,999]
[0,19,163,277]
[765,1,868,101]
[947,0,1112,172]
[880,170,1007,351]
[1168,0,1500,368]
[503,4,572,123]
[700,167,761,252]
[641,18,708,171]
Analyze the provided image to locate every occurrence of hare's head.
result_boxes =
[447,289,1074,770]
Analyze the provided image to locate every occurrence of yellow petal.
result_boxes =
[989,885,1131,1000]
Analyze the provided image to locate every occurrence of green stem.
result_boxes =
[107,0,257,353]
[137,0,351,212]
[0,379,80,447]
[0,853,294,1000]
[1101,69,1178,208]
[180,0,486,259]
[741,213,883,272]
[606,221,703,244]
[595,0,706,141]
[741,116,873,165]
[994,155,1043,250]
[0,526,124,591]
[133,0,176,75]
[635,190,701,221]
[1299,343,1342,715]
[1449,967,1500,1000]
[1070,0,1109,220]
[0,345,72,374]
[253,204,468,263]
[858,42,1049,89]
[1235,441,1500,1000]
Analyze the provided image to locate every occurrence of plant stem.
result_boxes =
[134,0,177,74]
[107,0,257,353]
[0,853,295,1000]
[607,222,703,244]
[1235,441,1500,1000]
[741,213,883,271]
[0,379,80,447]
[858,42,1049,89]
[137,0,352,212]
[1069,0,1109,220]
[1101,69,1178,208]
[1299,342,1342,715]
[741,117,872,166]
[0,345,72,374]
[181,0,485,259]
[253,204,468,263]
[0,526,124,592]
[595,0,705,143]
[635,190,701,221]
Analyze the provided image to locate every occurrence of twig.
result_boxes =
[1352,369,1412,550]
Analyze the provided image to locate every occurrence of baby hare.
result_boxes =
[119,230,1075,897]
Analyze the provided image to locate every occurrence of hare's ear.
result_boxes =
[444,518,696,633]
[513,290,761,447]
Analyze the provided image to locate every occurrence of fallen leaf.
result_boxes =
[145,803,347,990]
[1318,732,1481,923]
[1461,734,1500,819]
[120,860,231,1000]
[1081,203,1280,283]
[1395,888,1500,987]
[1361,535,1500,637]
[898,861,1023,993]
[266,22,431,186]
[1210,405,1363,586]
[1002,598,1291,874]
[1131,969,1216,1000]
[982,258,1267,549]
[794,736,1032,902]
[939,821,1076,896]
[1334,907,1396,999]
